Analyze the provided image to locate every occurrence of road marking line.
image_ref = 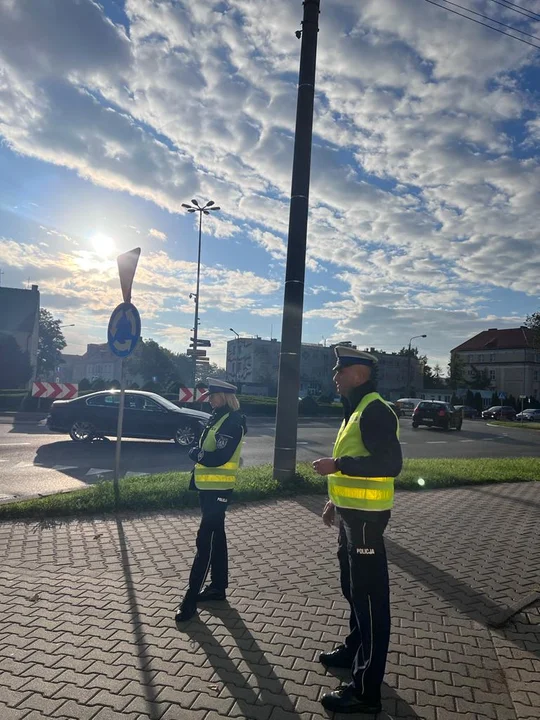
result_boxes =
[297,441,309,445]
[15,461,34,468]
[460,440,474,443]
[86,468,112,476]
[52,465,79,471]
[399,441,407,445]
[0,442,32,447]
[426,441,448,444]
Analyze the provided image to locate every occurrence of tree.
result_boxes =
[78,378,91,391]
[447,354,465,390]
[0,333,33,389]
[432,363,445,389]
[474,392,483,415]
[37,309,67,378]
[195,362,227,385]
[468,365,491,390]
[397,346,419,357]
[525,311,540,348]
[125,339,178,385]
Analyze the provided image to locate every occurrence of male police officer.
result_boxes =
[312,347,402,715]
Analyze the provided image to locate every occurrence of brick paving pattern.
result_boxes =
[0,482,538,719]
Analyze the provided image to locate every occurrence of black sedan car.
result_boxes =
[412,401,463,431]
[481,406,516,421]
[47,390,211,445]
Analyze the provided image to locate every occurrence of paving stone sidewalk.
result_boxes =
[0,482,538,720]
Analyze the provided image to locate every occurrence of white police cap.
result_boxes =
[333,347,378,372]
[207,378,238,394]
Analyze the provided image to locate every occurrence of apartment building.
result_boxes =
[226,338,423,399]
[451,327,540,399]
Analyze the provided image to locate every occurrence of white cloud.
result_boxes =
[148,228,167,242]
[0,0,539,367]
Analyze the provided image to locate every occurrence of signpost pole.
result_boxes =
[114,360,126,496]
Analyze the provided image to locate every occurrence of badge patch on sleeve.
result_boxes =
[216,434,230,450]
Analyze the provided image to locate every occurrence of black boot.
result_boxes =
[319,645,354,669]
[197,585,226,602]
[321,684,382,714]
[174,596,197,623]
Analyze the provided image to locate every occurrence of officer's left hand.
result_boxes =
[312,457,337,476]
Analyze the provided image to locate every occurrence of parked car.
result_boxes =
[396,398,423,416]
[454,405,478,419]
[412,401,463,431]
[481,406,516,421]
[515,408,540,422]
[47,390,211,445]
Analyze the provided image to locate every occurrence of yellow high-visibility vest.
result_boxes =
[194,412,244,491]
[328,392,399,511]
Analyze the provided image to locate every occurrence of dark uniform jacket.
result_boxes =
[335,381,403,479]
[188,407,247,490]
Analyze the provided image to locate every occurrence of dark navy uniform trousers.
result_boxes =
[186,489,233,598]
[337,508,391,703]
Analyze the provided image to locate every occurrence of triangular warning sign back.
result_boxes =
[117,248,141,303]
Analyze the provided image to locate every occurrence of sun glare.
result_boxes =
[91,233,115,257]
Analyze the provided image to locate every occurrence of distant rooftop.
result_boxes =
[452,327,536,352]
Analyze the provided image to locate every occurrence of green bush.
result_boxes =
[78,378,91,391]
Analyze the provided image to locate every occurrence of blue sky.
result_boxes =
[1,0,539,370]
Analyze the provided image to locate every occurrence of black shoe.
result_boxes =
[197,586,226,602]
[321,684,382,714]
[319,645,354,669]
[174,599,197,623]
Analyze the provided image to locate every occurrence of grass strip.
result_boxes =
[0,457,538,522]
[489,420,540,430]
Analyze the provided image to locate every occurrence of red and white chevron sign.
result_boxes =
[178,387,209,403]
[179,387,193,403]
[32,382,78,400]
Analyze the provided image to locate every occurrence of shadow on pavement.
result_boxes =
[114,497,162,719]
[181,604,303,720]
[33,438,193,478]
[294,495,540,663]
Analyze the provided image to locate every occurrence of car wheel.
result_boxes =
[456,421,462,431]
[442,420,450,431]
[412,422,419,429]
[69,420,95,442]
[174,423,198,446]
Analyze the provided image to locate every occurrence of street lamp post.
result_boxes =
[406,334,427,397]
[182,199,220,388]
[230,328,239,339]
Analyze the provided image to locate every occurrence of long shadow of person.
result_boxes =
[179,603,303,719]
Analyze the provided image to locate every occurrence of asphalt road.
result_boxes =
[1,416,539,502]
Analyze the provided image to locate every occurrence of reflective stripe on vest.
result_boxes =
[328,392,399,511]
[194,412,244,490]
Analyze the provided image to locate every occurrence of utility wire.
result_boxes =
[486,0,540,23]
[435,0,540,41]
[424,0,540,49]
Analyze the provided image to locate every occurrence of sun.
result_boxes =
[91,233,116,257]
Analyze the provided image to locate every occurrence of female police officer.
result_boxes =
[175,378,247,622]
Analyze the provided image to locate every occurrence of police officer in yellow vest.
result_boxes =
[312,347,402,715]
[175,378,247,623]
